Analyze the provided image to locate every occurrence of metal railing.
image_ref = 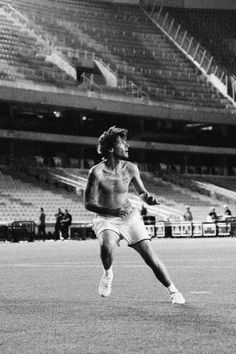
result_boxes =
[56,47,96,62]
[140,0,236,105]
[80,73,103,92]
[126,80,150,101]
[0,3,150,102]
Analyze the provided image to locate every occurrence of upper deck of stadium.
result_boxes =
[0,0,235,124]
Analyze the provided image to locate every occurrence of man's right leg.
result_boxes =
[98,230,120,297]
[132,240,185,304]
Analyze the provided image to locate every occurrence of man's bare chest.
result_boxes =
[99,171,131,193]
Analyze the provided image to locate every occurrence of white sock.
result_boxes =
[167,282,178,295]
[105,267,113,277]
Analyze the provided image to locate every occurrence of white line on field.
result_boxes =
[189,291,210,294]
[0,263,236,269]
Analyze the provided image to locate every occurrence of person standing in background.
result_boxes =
[38,207,46,241]
[183,206,193,221]
[61,209,72,240]
[223,205,232,219]
[54,208,64,240]
[207,207,218,222]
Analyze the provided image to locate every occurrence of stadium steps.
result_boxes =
[0,5,78,87]
[0,169,93,224]
[140,172,225,222]
[2,0,231,110]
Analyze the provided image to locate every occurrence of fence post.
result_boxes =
[174,25,181,41]
[214,65,218,76]
[233,78,236,101]
[151,0,157,16]
[180,31,187,47]
[187,37,193,54]
[200,50,206,66]
[168,18,174,34]
[206,56,213,74]
[220,70,225,82]
[156,6,163,22]
[162,12,168,28]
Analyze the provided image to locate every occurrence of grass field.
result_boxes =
[0,237,236,354]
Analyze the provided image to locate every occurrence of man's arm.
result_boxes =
[131,164,160,205]
[84,168,128,217]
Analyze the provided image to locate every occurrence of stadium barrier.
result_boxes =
[192,222,203,237]
[9,221,35,242]
[226,217,236,236]
[217,222,231,237]
[0,219,235,242]
[202,222,217,237]
[155,220,232,238]
[171,222,192,238]
[70,224,96,240]
[145,225,156,238]
[155,221,165,238]
[0,225,9,242]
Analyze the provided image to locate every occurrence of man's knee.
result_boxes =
[133,240,160,265]
[133,239,152,254]
[99,230,119,250]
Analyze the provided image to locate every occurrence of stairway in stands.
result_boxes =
[2,0,232,110]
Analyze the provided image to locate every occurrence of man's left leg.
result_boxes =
[97,230,120,297]
[63,226,69,240]
[132,240,185,304]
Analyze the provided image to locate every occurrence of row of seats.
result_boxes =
[0,6,78,86]
[1,0,230,110]
[58,167,224,221]
[166,7,236,75]
[3,163,235,223]
[0,170,93,224]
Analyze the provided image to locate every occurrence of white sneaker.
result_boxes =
[170,291,185,304]
[98,272,113,297]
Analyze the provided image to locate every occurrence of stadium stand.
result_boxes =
[0,0,233,110]
[165,7,236,75]
[0,6,78,86]
[47,167,231,222]
[35,166,182,221]
[157,170,236,215]
[0,0,236,235]
[0,169,93,224]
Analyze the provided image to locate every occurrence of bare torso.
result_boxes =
[85,156,153,217]
[95,160,132,209]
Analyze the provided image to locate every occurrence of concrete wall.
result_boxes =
[185,0,236,9]
[149,0,236,9]
[73,0,236,8]
[92,0,139,4]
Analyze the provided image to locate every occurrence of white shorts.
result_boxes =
[92,208,151,246]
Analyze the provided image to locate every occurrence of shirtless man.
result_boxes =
[84,126,185,304]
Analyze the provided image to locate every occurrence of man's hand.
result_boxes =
[118,206,133,218]
[140,193,160,206]
[146,195,160,205]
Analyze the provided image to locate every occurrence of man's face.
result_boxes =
[113,136,129,159]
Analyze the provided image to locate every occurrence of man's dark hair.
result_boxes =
[97,126,128,158]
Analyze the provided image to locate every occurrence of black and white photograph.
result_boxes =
[0,0,236,353]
